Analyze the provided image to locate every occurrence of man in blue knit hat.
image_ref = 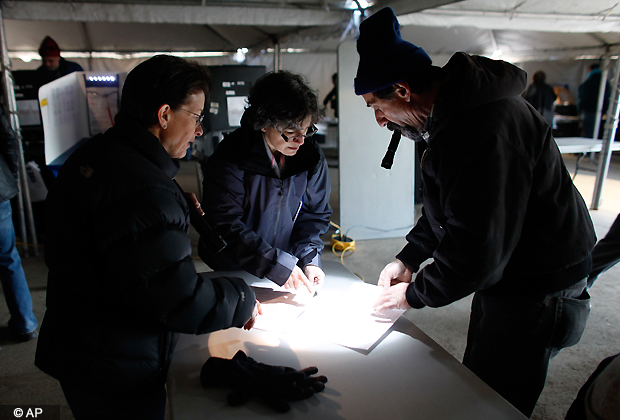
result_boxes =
[359,7,596,417]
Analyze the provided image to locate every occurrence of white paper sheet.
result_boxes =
[252,282,404,350]
[250,281,314,333]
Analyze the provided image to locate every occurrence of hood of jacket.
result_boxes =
[431,53,527,134]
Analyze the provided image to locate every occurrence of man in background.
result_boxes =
[522,70,557,127]
[35,36,83,87]
[578,63,610,138]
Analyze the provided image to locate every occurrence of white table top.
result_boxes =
[555,137,620,154]
[167,260,527,420]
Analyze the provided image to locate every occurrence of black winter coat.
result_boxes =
[398,53,596,309]
[35,114,255,397]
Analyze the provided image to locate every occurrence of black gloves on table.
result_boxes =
[200,350,328,413]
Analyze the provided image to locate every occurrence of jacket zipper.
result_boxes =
[273,179,284,241]
[158,329,171,377]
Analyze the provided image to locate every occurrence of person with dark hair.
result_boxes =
[578,63,611,138]
[357,8,595,417]
[35,55,259,419]
[323,72,339,118]
[0,104,38,342]
[522,70,557,126]
[35,36,83,86]
[199,70,332,293]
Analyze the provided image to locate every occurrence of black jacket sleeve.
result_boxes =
[403,131,533,309]
[96,184,256,334]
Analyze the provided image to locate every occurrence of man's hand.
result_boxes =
[243,300,263,330]
[373,282,411,313]
[284,265,314,294]
[303,265,325,290]
[185,192,204,216]
[378,259,413,289]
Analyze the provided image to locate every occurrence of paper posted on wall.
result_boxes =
[251,282,404,350]
[25,161,48,203]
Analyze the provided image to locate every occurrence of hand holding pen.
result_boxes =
[304,265,324,292]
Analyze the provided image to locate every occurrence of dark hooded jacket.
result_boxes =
[35,114,255,397]
[397,53,596,309]
[199,117,332,286]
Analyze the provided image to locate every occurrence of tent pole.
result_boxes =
[592,51,611,140]
[0,8,38,256]
[591,46,620,210]
[273,39,281,72]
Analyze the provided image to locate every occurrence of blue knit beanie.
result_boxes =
[354,7,432,96]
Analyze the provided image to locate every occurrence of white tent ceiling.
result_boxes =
[3,0,620,61]
[2,0,620,102]
[4,0,620,230]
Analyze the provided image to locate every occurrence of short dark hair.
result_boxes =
[533,70,546,83]
[118,54,211,127]
[244,71,324,131]
[372,66,440,100]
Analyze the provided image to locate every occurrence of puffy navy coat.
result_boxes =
[200,123,332,286]
[398,53,596,309]
[35,114,255,397]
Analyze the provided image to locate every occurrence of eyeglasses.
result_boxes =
[179,108,205,127]
[276,124,318,142]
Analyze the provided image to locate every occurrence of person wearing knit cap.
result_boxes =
[35,36,83,87]
[362,8,595,417]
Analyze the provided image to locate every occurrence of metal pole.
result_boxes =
[273,39,281,72]
[0,8,38,255]
[592,52,611,140]
[592,47,620,210]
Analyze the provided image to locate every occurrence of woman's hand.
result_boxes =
[304,265,325,290]
[284,265,314,294]
[243,300,263,330]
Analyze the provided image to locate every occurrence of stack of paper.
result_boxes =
[251,282,404,350]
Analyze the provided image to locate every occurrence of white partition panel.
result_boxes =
[337,40,415,240]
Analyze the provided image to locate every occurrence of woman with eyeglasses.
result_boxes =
[35,55,259,419]
[200,70,332,294]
